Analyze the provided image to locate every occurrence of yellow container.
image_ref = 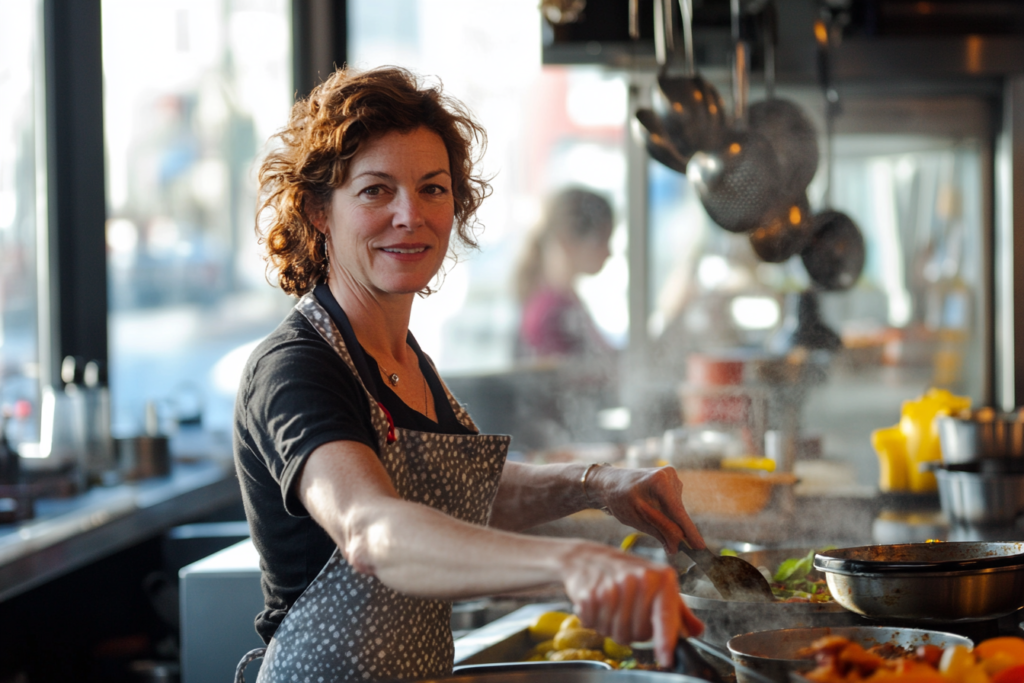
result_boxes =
[872,388,971,493]
[872,425,908,492]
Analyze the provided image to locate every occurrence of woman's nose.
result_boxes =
[392,192,425,229]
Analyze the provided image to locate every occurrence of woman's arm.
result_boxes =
[297,440,702,665]
[489,462,706,554]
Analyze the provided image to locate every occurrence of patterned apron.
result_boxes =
[236,294,510,683]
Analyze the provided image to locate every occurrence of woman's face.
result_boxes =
[320,126,454,298]
[570,225,613,276]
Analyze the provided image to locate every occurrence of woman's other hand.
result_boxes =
[560,541,704,668]
[588,465,706,553]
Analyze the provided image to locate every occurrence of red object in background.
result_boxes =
[13,400,31,419]
[683,353,750,425]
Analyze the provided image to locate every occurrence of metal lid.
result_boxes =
[813,542,1024,575]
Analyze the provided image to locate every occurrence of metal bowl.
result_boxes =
[681,548,860,648]
[937,412,1024,463]
[935,463,1024,525]
[813,542,1024,622]
[727,626,973,683]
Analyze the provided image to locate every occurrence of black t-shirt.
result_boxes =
[233,284,474,643]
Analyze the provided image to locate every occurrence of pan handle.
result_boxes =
[685,637,780,683]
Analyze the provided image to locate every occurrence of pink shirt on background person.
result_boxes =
[518,287,613,359]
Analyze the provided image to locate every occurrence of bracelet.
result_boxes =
[581,462,611,511]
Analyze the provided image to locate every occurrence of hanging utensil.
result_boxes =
[745,1,817,263]
[748,1,820,207]
[540,0,586,25]
[635,108,691,174]
[671,539,776,603]
[800,16,865,291]
[654,0,727,159]
[749,194,814,264]
[801,211,865,291]
[687,1,782,234]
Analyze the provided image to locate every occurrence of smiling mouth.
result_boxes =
[382,247,428,254]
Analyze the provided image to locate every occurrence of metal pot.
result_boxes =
[813,542,1024,622]
[681,548,861,648]
[727,626,973,683]
[937,413,1024,463]
[935,463,1024,525]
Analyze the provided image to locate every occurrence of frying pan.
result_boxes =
[727,626,973,683]
[814,542,1024,622]
[680,548,861,648]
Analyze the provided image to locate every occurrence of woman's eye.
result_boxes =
[424,184,449,195]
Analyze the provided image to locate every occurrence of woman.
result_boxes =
[516,187,616,360]
[234,66,704,682]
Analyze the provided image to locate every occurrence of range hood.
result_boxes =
[543,0,1024,81]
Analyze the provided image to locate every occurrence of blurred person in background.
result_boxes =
[515,187,616,361]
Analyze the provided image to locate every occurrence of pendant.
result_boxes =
[388,373,399,386]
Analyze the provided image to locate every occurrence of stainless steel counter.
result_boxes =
[0,457,242,602]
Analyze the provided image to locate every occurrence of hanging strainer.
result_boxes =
[749,194,814,263]
[687,9,782,235]
[747,1,819,205]
[800,14,866,291]
[746,1,817,262]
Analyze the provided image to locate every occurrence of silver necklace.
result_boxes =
[378,358,431,415]
[377,362,400,387]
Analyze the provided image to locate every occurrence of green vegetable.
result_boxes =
[773,549,815,582]
[720,548,738,557]
[769,547,838,602]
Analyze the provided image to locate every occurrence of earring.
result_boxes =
[320,233,330,275]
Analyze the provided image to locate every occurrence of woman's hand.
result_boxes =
[559,541,704,667]
[588,465,705,553]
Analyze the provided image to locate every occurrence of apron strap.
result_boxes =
[234,647,266,683]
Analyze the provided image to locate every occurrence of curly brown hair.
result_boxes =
[256,66,490,296]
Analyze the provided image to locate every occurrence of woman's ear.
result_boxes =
[309,199,330,235]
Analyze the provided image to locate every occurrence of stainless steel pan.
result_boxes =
[727,626,973,683]
[814,542,1024,622]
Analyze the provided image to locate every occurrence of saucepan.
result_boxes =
[813,542,1024,622]
[727,626,973,683]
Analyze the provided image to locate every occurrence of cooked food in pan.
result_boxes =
[767,548,834,603]
[800,635,1024,683]
[724,547,835,603]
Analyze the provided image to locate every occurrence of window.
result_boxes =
[0,0,43,447]
[102,0,294,437]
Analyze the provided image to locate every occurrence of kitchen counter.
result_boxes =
[0,456,242,602]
